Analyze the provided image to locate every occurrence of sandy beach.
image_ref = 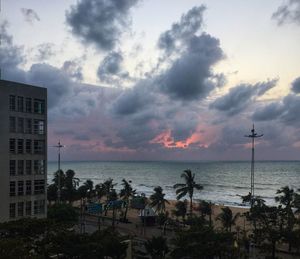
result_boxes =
[82,198,251,239]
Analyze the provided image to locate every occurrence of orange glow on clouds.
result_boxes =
[150,129,209,149]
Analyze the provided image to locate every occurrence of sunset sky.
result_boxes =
[1,0,300,161]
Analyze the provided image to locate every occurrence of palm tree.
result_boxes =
[199,200,213,228]
[119,179,136,222]
[173,169,203,214]
[173,200,187,222]
[108,188,118,230]
[275,186,296,252]
[102,178,117,216]
[102,178,116,202]
[95,184,106,201]
[64,169,80,203]
[150,186,169,213]
[83,179,94,200]
[217,207,239,232]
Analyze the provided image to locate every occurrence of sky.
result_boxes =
[1,0,300,161]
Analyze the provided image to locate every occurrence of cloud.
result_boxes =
[0,21,98,118]
[252,102,285,121]
[210,79,277,116]
[104,6,226,152]
[35,43,55,61]
[0,21,26,82]
[158,33,224,100]
[21,8,40,24]
[158,6,206,55]
[253,94,300,126]
[272,0,300,26]
[66,0,140,51]
[111,80,155,115]
[291,77,300,93]
[26,63,73,108]
[62,60,84,82]
[97,51,129,83]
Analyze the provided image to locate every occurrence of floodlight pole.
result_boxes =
[54,140,64,203]
[245,125,263,206]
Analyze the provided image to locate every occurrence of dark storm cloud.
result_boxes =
[21,8,40,24]
[111,80,155,115]
[0,22,26,82]
[210,79,277,116]
[97,51,128,83]
[66,0,140,51]
[158,6,206,54]
[27,63,72,108]
[291,77,300,93]
[159,34,224,100]
[252,102,285,121]
[35,43,55,61]
[253,94,300,126]
[272,0,300,26]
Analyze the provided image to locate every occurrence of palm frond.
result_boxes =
[173,183,185,189]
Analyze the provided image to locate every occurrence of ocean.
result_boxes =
[48,160,300,207]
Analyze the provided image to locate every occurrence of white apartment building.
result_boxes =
[0,79,47,222]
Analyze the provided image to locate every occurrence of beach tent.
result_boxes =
[139,205,157,226]
[87,203,102,214]
[106,200,124,210]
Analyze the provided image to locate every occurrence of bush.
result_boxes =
[47,203,78,225]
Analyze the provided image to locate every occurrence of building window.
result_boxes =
[25,118,32,134]
[17,96,24,112]
[34,180,45,195]
[26,180,32,195]
[9,160,16,176]
[10,182,16,196]
[34,200,45,215]
[18,181,24,196]
[34,99,45,114]
[25,97,32,113]
[17,139,24,154]
[34,160,45,174]
[17,117,24,133]
[9,95,16,111]
[17,160,24,175]
[25,201,31,216]
[9,117,16,132]
[17,202,24,217]
[25,139,32,154]
[33,140,44,154]
[18,139,24,154]
[9,203,16,218]
[25,160,32,175]
[9,139,16,153]
[34,120,45,135]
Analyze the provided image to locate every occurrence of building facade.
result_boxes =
[0,80,47,222]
